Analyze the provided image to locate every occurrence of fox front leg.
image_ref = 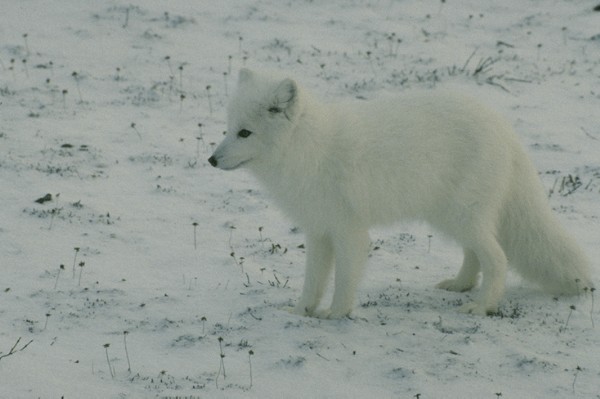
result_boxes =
[316,227,370,319]
[292,233,334,316]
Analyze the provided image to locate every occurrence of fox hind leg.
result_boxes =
[437,248,480,292]
[459,236,507,315]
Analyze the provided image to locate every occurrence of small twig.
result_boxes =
[228,226,244,272]
[104,344,115,379]
[590,287,596,328]
[61,89,68,110]
[206,85,213,115]
[123,331,131,372]
[365,51,377,77]
[72,247,80,278]
[48,208,57,230]
[71,71,83,103]
[47,205,60,229]
[496,40,514,48]
[164,55,173,76]
[130,122,142,140]
[485,76,510,93]
[216,337,226,388]
[0,337,34,361]
[78,261,86,286]
[461,48,478,71]
[192,222,198,250]
[195,136,202,159]
[122,6,130,28]
[247,307,262,321]
[581,127,598,140]
[54,264,64,290]
[561,175,582,197]
[179,65,184,91]
[179,94,186,113]
[248,350,254,389]
[201,316,207,336]
[230,251,244,272]
[548,176,559,198]
[43,313,51,331]
[23,33,30,56]
[473,57,497,76]
[560,305,576,333]
[503,77,533,84]
[22,59,29,78]
[196,123,204,159]
[188,277,198,290]
[572,366,582,393]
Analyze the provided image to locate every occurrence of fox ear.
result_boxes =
[238,68,254,84]
[272,78,298,114]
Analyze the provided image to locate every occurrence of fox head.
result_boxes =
[208,69,303,171]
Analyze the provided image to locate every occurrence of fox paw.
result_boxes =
[286,306,331,319]
[313,307,352,320]
[287,304,313,317]
[436,278,476,292]
[287,303,351,319]
[458,301,497,316]
[312,309,332,319]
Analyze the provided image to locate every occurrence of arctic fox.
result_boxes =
[208,69,592,318]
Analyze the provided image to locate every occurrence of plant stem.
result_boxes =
[123,331,131,372]
[104,344,114,379]
[248,350,254,389]
[78,262,85,286]
[193,222,198,249]
[72,248,80,278]
[590,288,596,328]
[206,85,213,115]
[216,337,226,388]
[43,313,50,330]
[53,265,63,290]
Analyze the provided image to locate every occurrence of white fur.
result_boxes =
[209,69,593,318]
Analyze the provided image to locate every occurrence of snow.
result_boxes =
[1,0,599,397]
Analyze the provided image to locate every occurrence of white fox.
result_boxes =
[209,68,592,318]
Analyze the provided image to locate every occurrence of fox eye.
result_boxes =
[268,106,282,113]
[237,129,253,138]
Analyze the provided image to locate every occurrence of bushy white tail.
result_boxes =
[499,160,592,294]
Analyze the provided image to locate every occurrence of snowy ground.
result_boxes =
[1,1,599,398]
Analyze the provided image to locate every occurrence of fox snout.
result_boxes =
[207,152,250,170]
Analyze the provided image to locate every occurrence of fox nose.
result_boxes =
[208,156,218,167]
